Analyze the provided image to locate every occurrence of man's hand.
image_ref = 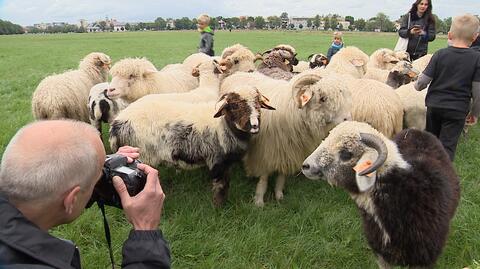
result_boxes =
[112,164,165,230]
[116,146,140,163]
[466,114,478,126]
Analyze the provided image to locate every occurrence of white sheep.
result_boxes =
[394,50,411,62]
[292,61,310,73]
[396,83,427,130]
[121,59,227,112]
[107,57,199,103]
[110,87,275,206]
[412,54,433,73]
[32,52,111,122]
[183,44,256,74]
[325,46,370,78]
[221,72,352,206]
[88,82,128,133]
[367,48,401,70]
[345,78,404,138]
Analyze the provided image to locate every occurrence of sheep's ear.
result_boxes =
[260,94,276,110]
[192,68,200,77]
[307,54,315,61]
[350,59,365,67]
[292,74,322,108]
[143,68,157,77]
[353,154,377,192]
[254,53,264,63]
[218,59,232,73]
[214,95,228,118]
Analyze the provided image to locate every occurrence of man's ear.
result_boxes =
[63,186,81,215]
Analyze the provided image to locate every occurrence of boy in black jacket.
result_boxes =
[415,14,480,161]
[197,14,214,56]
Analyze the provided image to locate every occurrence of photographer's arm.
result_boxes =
[113,164,171,269]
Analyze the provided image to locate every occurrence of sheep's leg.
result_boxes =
[376,256,392,269]
[210,164,230,207]
[274,174,286,201]
[255,175,269,207]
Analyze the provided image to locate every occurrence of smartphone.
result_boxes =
[412,25,422,29]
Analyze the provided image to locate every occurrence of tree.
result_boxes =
[330,17,338,30]
[99,21,107,31]
[323,17,330,30]
[125,23,131,31]
[355,18,366,31]
[432,14,446,33]
[338,23,343,31]
[313,14,321,29]
[299,24,303,29]
[289,23,295,29]
[229,17,240,29]
[345,16,355,25]
[267,16,281,29]
[0,19,24,35]
[307,19,312,28]
[280,12,289,20]
[444,17,452,32]
[254,16,266,29]
[155,17,166,30]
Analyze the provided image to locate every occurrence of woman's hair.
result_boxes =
[409,0,435,26]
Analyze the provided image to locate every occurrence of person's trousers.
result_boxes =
[426,107,467,161]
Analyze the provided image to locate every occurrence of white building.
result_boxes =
[288,17,309,29]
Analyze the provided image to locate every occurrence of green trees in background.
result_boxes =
[0,19,24,35]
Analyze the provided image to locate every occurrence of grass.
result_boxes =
[0,30,479,269]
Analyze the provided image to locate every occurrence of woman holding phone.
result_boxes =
[398,0,436,61]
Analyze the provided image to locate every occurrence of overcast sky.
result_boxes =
[0,0,479,26]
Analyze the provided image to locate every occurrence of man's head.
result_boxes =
[197,14,211,30]
[448,14,480,46]
[0,120,105,228]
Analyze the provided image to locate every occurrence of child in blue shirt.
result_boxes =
[327,31,344,61]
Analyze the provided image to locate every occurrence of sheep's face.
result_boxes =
[378,49,400,70]
[214,89,275,134]
[293,74,352,127]
[221,48,256,74]
[108,58,158,100]
[394,51,411,62]
[302,122,389,194]
[308,54,329,69]
[386,61,420,89]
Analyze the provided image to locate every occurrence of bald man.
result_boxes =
[0,120,170,268]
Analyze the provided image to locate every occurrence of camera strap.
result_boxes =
[98,201,116,269]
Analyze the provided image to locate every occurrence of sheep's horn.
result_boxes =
[292,74,322,91]
[358,133,388,176]
[307,54,315,60]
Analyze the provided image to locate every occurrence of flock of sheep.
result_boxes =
[30,43,459,268]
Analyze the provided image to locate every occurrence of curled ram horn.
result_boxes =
[358,133,388,176]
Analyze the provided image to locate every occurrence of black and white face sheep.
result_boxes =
[386,61,420,89]
[109,88,275,206]
[302,121,460,269]
[307,53,329,69]
[88,82,128,133]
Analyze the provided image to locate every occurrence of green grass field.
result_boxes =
[1,30,479,269]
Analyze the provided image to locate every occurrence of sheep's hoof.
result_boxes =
[275,191,284,201]
[254,197,265,207]
[212,193,226,207]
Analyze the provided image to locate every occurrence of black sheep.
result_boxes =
[302,121,460,268]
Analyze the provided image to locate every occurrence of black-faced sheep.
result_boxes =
[109,87,275,206]
[293,54,329,73]
[364,61,419,89]
[107,57,199,103]
[32,52,111,122]
[302,121,460,269]
[88,82,128,133]
[221,72,352,206]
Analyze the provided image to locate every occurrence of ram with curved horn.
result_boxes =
[302,121,460,269]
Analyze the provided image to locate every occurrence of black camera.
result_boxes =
[87,154,147,209]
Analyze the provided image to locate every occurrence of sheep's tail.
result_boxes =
[109,120,134,152]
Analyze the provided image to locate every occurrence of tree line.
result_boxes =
[0,12,456,35]
[0,19,24,35]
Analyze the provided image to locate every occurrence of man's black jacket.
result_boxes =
[0,195,171,268]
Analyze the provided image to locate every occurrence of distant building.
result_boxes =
[166,19,175,29]
[79,19,88,29]
[113,22,126,31]
[338,21,350,30]
[289,17,308,29]
[86,23,101,32]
